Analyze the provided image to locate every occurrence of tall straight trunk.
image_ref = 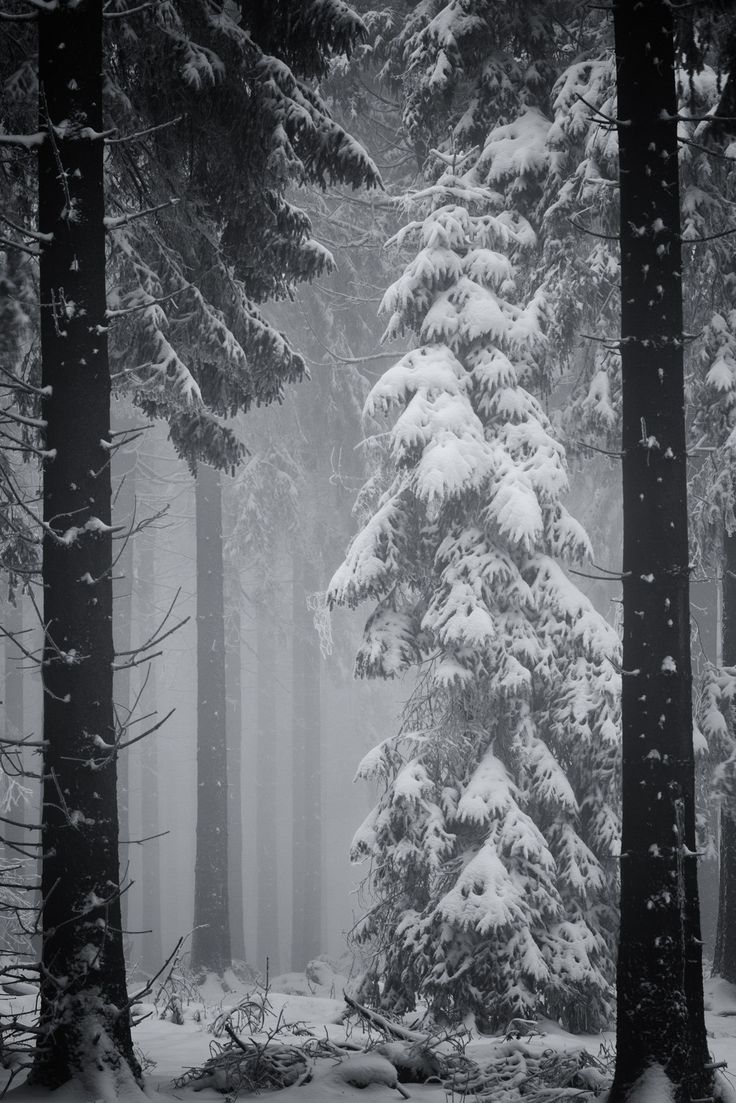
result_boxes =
[291,557,322,969]
[112,433,136,937]
[138,531,162,975]
[714,529,736,981]
[191,463,230,974]
[225,588,245,962]
[256,590,279,974]
[32,0,138,1086]
[611,3,709,1100]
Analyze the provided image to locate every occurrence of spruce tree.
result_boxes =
[329,164,620,1029]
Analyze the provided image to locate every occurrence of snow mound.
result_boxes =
[317,1051,402,1091]
[626,1064,674,1103]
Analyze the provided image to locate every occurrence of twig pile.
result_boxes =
[174,988,614,1100]
[442,1041,612,1102]
[175,1032,310,1094]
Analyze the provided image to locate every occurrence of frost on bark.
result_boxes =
[192,463,230,974]
[31,0,139,1089]
[611,1,710,1099]
[714,529,736,983]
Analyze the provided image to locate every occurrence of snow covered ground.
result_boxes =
[4,966,736,1102]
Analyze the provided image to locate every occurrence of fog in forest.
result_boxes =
[1,340,722,982]
[6,5,736,1099]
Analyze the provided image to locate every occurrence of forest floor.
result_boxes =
[4,964,736,1102]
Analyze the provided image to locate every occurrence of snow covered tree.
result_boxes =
[609,2,711,1099]
[373,0,571,171]
[329,164,620,1030]
[104,0,380,471]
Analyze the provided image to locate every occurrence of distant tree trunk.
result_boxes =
[714,529,736,981]
[191,463,230,975]
[256,589,279,974]
[226,581,246,963]
[291,557,322,969]
[112,432,136,936]
[610,2,710,1100]
[31,0,139,1087]
[138,531,162,975]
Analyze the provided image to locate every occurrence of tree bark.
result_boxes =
[256,589,279,975]
[291,556,322,969]
[714,529,736,981]
[225,579,246,963]
[191,463,231,974]
[611,3,710,1099]
[32,0,139,1087]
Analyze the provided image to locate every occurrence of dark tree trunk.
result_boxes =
[191,463,230,974]
[291,557,322,969]
[256,590,279,974]
[137,531,162,976]
[714,529,736,981]
[225,583,246,962]
[32,0,139,1086]
[611,3,710,1100]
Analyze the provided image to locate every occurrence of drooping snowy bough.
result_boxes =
[329,167,621,1031]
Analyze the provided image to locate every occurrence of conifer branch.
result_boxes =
[568,216,618,240]
[684,226,736,244]
[0,428,53,460]
[124,937,184,1010]
[104,197,179,230]
[0,236,40,257]
[580,332,622,348]
[0,212,51,243]
[569,567,627,582]
[114,707,175,751]
[114,617,188,659]
[677,135,736,163]
[573,93,629,127]
[105,115,183,145]
[667,112,736,124]
[0,406,46,431]
[576,441,624,458]
[0,363,51,398]
[119,829,169,846]
[106,281,192,317]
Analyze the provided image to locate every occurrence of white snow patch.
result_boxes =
[626,1063,675,1103]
